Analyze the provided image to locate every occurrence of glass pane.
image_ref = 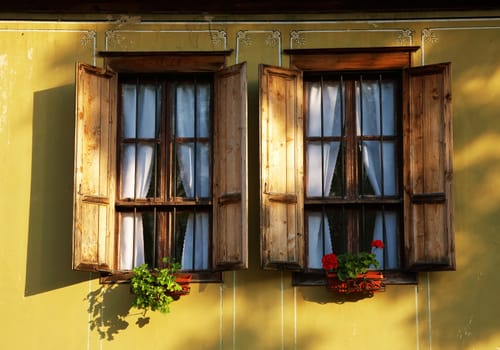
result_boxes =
[121,144,157,199]
[359,141,397,196]
[141,211,158,268]
[121,145,136,198]
[357,80,380,136]
[306,209,347,269]
[306,81,343,137]
[381,80,396,136]
[306,141,343,197]
[357,79,397,136]
[137,84,160,139]
[360,209,399,269]
[175,143,211,198]
[175,83,195,138]
[196,83,211,138]
[119,211,157,270]
[197,143,211,198]
[122,83,161,139]
[122,84,137,138]
[174,211,210,271]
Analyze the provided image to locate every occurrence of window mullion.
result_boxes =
[344,79,359,252]
[378,74,385,197]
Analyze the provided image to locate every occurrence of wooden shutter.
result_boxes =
[213,62,248,270]
[259,65,305,270]
[403,63,455,271]
[73,63,117,272]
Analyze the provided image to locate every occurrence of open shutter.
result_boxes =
[213,62,248,270]
[259,65,305,270]
[73,63,117,272]
[403,62,455,271]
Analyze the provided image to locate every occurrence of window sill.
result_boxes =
[292,271,418,286]
[99,271,223,284]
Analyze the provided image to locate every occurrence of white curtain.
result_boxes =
[307,81,342,269]
[176,83,210,270]
[120,84,157,270]
[357,80,398,269]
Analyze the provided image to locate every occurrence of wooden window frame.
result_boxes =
[73,51,248,284]
[302,71,404,266]
[259,47,454,285]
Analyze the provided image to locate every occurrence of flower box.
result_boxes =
[326,271,384,294]
[170,274,192,300]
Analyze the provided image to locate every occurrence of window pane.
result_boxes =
[306,209,347,269]
[356,79,396,136]
[119,211,158,270]
[381,80,396,136]
[306,141,343,197]
[306,81,343,137]
[196,83,211,138]
[359,141,397,196]
[122,83,161,138]
[122,84,137,138]
[121,144,157,199]
[175,81,211,138]
[175,143,211,198]
[360,209,399,269]
[174,210,210,271]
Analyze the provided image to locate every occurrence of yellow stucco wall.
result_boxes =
[1,12,499,349]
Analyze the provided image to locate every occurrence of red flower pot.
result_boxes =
[169,274,192,299]
[325,271,384,294]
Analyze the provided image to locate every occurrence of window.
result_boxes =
[73,52,248,281]
[303,71,402,271]
[259,47,455,284]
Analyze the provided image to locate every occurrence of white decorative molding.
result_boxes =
[290,30,306,47]
[104,29,228,51]
[106,30,130,50]
[396,29,415,45]
[422,28,439,44]
[289,28,415,49]
[236,30,253,47]
[210,30,227,48]
[235,30,282,65]
[265,30,281,48]
[80,30,96,49]
[420,25,500,64]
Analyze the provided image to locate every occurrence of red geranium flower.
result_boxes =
[322,253,339,270]
[371,240,385,249]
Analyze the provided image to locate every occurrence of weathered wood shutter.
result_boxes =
[73,63,117,272]
[259,65,305,270]
[213,62,248,270]
[403,62,455,271]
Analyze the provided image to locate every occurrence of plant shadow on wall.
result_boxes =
[26,86,88,296]
[86,260,191,340]
[86,284,143,341]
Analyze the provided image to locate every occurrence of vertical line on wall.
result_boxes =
[415,285,420,350]
[87,273,92,350]
[280,271,285,350]
[220,283,223,350]
[293,286,297,350]
[278,31,282,67]
[235,32,241,64]
[426,272,432,350]
[233,271,236,350]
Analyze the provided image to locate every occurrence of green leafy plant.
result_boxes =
[322,240,384,281]
[131,257,186,314]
